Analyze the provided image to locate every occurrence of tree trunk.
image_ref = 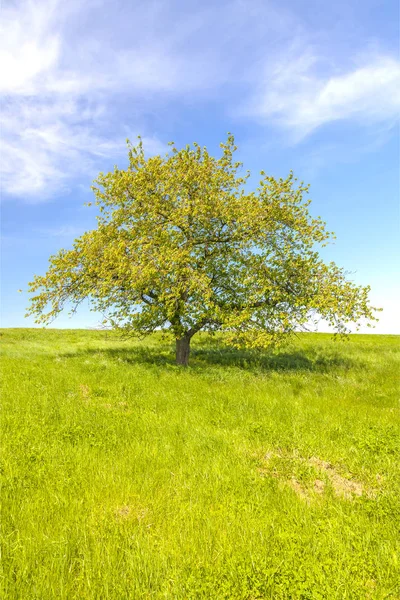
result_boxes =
[176,336,191,366]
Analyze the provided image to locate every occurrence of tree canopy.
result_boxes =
[27,135,377,365]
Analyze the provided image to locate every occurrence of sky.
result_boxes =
[1,0,399,333]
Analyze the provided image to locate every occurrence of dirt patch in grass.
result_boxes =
[308,457,363,499]
[286,478,309,501]
[79,384,91,400]
[284,476,326,503]
[259,450,371,502]
[313,479,325,494]
[115,505,131,518]
[114,505,149,523]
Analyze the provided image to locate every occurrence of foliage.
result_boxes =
[1,329,399,598]
[27,136,378,364]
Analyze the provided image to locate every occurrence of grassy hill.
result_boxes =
[1,329,399,599]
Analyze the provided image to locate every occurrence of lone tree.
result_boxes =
[27,135,377,366]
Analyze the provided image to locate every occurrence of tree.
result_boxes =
[27,135,378,366]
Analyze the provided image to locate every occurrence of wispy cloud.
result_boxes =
[244,49,400,140]
[1,96,122,199]
[1,0,399,201]
[0,0,172,201]
[0,0,60,95]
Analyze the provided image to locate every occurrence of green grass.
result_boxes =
[1,329,399,599]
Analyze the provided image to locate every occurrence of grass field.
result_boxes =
[1,329,399,599]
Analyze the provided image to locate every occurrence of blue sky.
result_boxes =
[1,0,399,333]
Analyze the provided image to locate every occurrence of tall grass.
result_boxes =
[1,329,399,599]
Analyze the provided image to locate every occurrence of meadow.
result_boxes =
[1,328,399,599]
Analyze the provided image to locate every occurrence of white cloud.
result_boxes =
[1,0,399,201]
[1,95,123,199]
[0,0,170,201]
[0,0,60,94]
[1,91,165,200]
[246,51,400,139]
